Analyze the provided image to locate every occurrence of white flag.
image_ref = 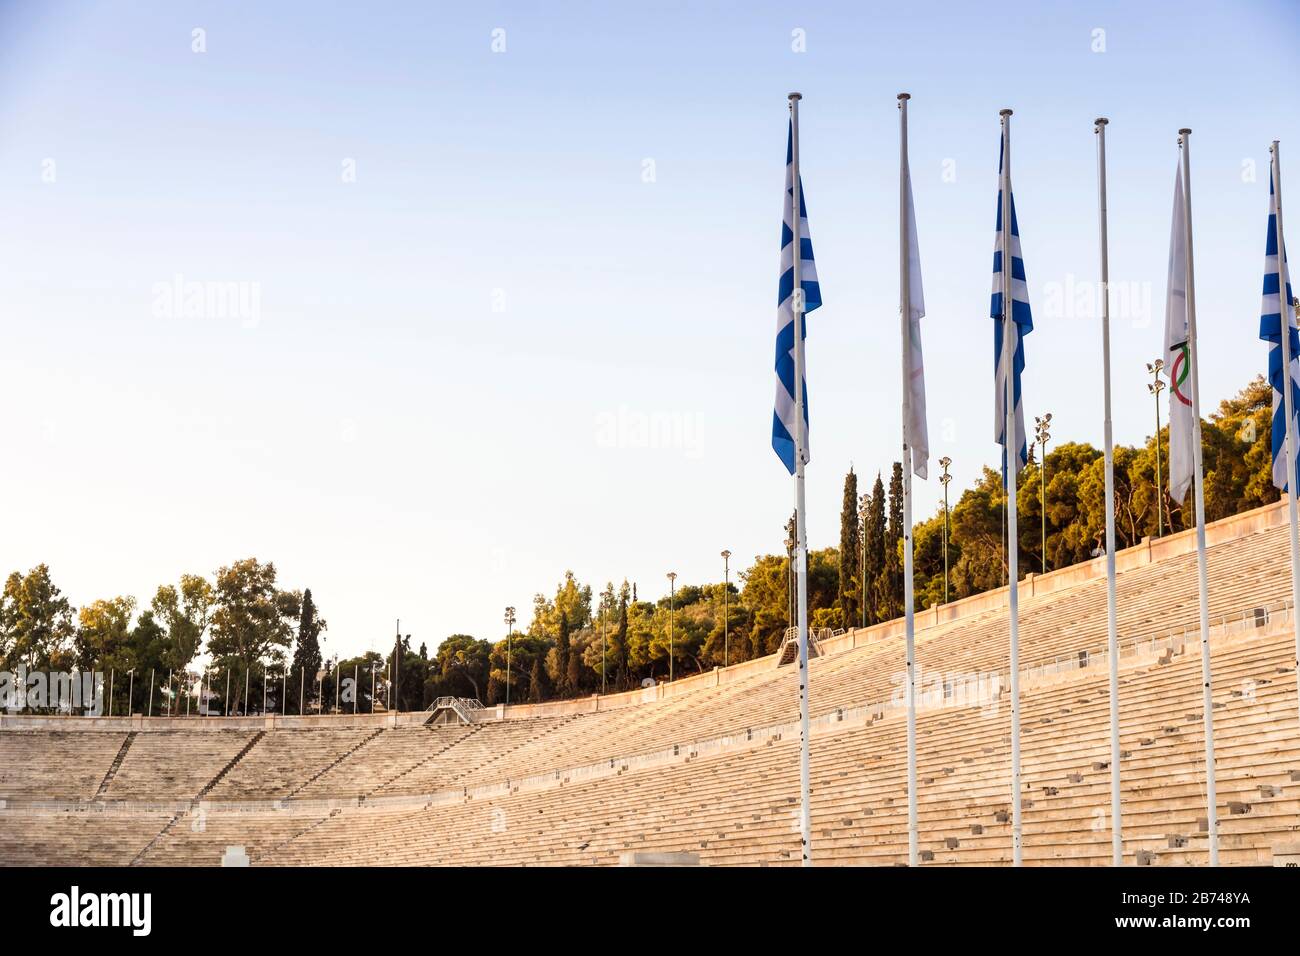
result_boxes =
[1163,163,1196,503]
[903,149,928,479]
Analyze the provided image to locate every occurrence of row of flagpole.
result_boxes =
[775,93,1300,866]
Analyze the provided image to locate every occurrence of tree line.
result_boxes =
[0,377,1279,712]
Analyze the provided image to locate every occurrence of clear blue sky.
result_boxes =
[1,1,1297,661]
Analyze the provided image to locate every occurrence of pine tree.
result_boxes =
[863,474,887,625]
[838,467,860,628]
[882,461,904,619]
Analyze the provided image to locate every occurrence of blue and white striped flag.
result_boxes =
[1261,157,1300,492]
[990,131,1032,476]
[772,121,822,475]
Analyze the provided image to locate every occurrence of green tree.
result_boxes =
[878,462,904,620]
[288,588,324,710]
[528,656,549,703]
[862,474,886,625]
[0,564,76,671]
[838,467,860,629]
[74,596,136,671]
[150,574,214,671]
[209,558,301,715]
[432,634,491,701]
[556,613,572,696]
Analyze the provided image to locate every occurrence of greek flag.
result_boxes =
[1261,158,1300,492]
[991,131,1032,476]
[772,121,822,475]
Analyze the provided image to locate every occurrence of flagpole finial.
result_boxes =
[788,92,802,102]
[1000,108,1013,117]
[897,92,911,101]
[1094,117,1109,128]
[1179,127,1192,136]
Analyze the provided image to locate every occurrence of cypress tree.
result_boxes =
[614,586,631,690]
[838,467,860,628]
[528,657,548,703]
[567,640,583,696]
[882,461,904,619]
[289,588,323,711]
[863,474,887,625]
[556,613,571,696]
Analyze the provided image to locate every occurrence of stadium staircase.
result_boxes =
[94,731,137,798]
[776,627,835,666]
[284,727,386,798]
[426,696,484,726]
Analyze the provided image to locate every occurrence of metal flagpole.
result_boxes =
[1270,141,1300,735]
[166,669,172,717]
[999,108,1023,867]
[898,92,920,867]
[245,667,250,717]
[1096,117,1123,866]
[354,664,359,714]
[263,667,267,715]
[300,667,305,716]
[223,669,229,717]
[789,90,813,867]
[148,670,154,718]
[1180,128,1219,865]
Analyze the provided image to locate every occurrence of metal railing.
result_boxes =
[426,696,484,724]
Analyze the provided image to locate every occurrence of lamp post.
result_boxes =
[720,550,731,668]
[666,571,677,683]
[939,457,952,604]
[1034,413,1053,573]
[503,606,516,706]
[1147,359,1167,536]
